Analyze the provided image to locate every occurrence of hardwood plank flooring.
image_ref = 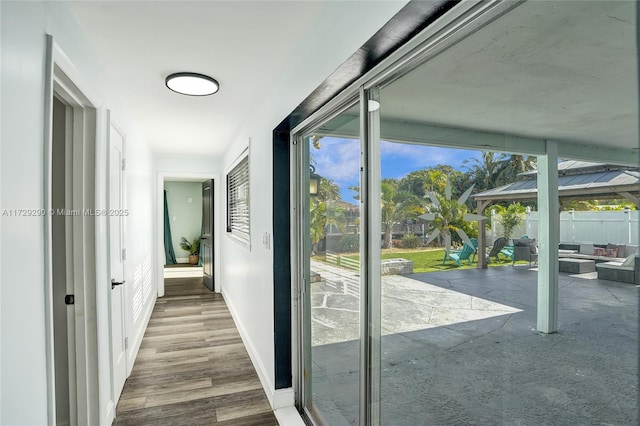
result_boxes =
[114,277,279,425]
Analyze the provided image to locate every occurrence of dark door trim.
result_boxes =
[202,179,214,291]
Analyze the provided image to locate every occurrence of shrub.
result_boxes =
[401,233,421,249]
[334,234,359,253]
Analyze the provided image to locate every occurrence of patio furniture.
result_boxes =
[444,238,478,266]
[500,245,515,262]
[486,237,508,263]
[595,255,640,284]
[512,238,538,267]
[559,258,596,273]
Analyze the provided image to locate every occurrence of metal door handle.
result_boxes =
[111,279,126,290]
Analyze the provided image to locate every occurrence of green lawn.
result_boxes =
[323,248,514,273]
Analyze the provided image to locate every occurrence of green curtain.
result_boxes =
[164,190,177,265]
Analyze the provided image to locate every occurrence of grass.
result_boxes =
[317,247,515,273]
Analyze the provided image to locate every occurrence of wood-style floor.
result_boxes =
[114,277,279,426]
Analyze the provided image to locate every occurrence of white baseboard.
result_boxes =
[274,406,305,425]
[272,387,295,410]
[223,289,295,410]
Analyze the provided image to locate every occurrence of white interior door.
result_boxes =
[109,124,127,403]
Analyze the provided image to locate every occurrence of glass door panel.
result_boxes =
[302,103,361,425]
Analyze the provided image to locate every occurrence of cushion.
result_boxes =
[608,243,625,255]
[604,248,618,257]
[592,247,606,256]
[621,255,636,267]
[580,243,594,255]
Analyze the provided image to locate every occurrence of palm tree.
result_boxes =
[381,179,425,249]
[462,151,504,193]
[497,154,536,183]
[309,178,346,253]
[318,178,341,202]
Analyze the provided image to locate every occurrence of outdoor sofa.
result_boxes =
[558,243,639,284]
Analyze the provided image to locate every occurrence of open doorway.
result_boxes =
[163,180,205,279]
[46,46,101,425]
[156,173,220,296]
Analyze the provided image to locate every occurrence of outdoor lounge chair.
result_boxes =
[500,235,528,262]
[512,237,538,267]
[444,238,478,266]
[487,237,508,263]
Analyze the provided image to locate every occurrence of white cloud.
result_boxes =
[311,137,361,186]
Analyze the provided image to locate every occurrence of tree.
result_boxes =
[462,151,504,193]
[497,154,536,184]
[309,178,346,253]
[493,203,525,240]
[318,177,340,203]
[309,199,326,254]
[381,179,425,249]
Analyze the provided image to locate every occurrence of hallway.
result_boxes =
[114,277,279,425]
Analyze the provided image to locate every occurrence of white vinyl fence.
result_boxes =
[490,209,639,245]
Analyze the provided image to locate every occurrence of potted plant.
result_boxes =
[179,236,201,265]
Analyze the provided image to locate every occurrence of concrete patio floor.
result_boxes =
[309,263,638,425]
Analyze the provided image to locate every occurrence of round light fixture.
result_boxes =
[165,72,219,96]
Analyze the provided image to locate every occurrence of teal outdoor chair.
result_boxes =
[500,245,515,262]
[444,238,478,266]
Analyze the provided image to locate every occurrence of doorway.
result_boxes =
[51,95,75,426]
[156,173,221,296]
[46,50,100,425]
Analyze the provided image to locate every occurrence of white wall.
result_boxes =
[0,2,155,424]
[123,134,155,375]
[164,181,203,261]
[218,1,409,408]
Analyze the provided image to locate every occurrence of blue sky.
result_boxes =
[311,137,481,201]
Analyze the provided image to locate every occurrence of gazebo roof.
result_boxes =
[473,161,640,205]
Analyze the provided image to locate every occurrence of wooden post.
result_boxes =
[476,200,491,269]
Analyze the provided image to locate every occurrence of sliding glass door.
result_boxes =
[295,1,638,425]
[298,102,362,425]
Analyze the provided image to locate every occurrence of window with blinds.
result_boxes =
[226,154,250,243]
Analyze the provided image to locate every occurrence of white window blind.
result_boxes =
[227,155,250,242]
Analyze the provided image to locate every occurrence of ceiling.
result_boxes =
[381,0,638,151]
[68,1,638,158]
[67,1,407,157]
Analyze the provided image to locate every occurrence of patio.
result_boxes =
[310,264,638,425]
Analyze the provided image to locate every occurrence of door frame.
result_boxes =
[289,2,528,423]
[155,172,221,296]
[44,35,114,425]
[201,179,215,291]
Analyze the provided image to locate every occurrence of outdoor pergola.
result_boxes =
[473,161,640,270]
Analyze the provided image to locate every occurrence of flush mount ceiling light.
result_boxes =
[165,72,219,96]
